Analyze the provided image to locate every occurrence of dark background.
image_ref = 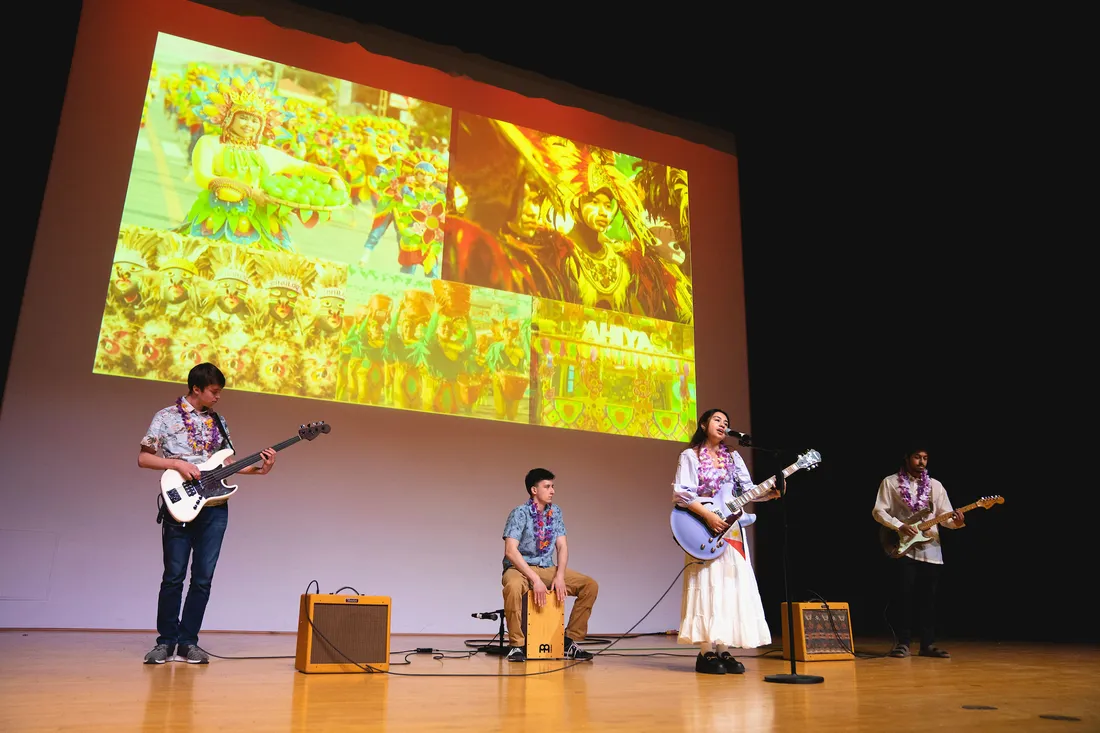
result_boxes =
[8,4,1079,643]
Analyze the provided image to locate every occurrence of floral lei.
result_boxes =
[176,396,222,455]
[528,498,554,555]
[897,468,932,512]
[697,443,745,497]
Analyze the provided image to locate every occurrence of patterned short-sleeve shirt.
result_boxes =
[140,397,232,465]
[502,502,567,571]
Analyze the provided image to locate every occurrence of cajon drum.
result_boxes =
[521,591,564,658]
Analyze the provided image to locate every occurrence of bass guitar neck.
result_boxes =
[160,421,330,523]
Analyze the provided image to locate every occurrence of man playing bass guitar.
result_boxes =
[138,362,276,665]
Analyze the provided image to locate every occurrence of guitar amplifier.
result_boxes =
[295,594,391,673]
[780,601,855,661]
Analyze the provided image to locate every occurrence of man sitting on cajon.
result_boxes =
[501,468,598,662]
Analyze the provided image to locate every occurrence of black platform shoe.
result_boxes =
[718,651,745,674]
[695,651,727,675]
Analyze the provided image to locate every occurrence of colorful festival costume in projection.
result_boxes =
[338,293,394,405]
[176,71,349,251]
[416,280,481,414]
[361,148,449,278]
[445,118,693,324]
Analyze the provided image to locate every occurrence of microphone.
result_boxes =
[471,612,499,621]
[725,428,752,441]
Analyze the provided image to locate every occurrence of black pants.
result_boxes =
[890,556,942,649]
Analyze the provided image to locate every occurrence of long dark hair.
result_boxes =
[689,408,730,454]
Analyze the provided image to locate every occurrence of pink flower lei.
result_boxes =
[897,468,932,512]
[528,498,554,555]
[697,443,745,497]
[176,396,222,455]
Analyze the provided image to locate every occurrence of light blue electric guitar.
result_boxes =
[670,449,822,560]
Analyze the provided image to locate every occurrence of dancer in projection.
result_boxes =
[177,71,348,251]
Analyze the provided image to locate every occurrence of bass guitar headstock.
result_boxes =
[299,421,332,441]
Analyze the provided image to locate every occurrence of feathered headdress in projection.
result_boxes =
[314,262,347,302]
[208,244,254,284]
[155,233,209,276]
[489,121,657,249]
[114,225,161,269]
[194,70,291,143]
[254,252,317,296]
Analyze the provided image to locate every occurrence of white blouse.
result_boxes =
[872,472,961,565]
[672,447,758,529]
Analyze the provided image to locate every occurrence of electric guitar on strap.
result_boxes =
[670,449,822,561]
[160,421,331,523]
[879,495,1004,559]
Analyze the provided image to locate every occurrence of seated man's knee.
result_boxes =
[502,578,527,601]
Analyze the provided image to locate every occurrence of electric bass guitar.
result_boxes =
[160,421,331,523]
[670,449,822,560]
[879,495,1004,559]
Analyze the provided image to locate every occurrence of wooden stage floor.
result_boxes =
[0,630,1096,732]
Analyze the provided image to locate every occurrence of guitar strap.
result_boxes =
[155,413,233,526]
[212,412,234,452]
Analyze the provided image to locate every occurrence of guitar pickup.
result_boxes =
[184,483,198,497]
[166,489,182,503]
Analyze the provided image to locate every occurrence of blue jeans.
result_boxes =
[156,503,228,647]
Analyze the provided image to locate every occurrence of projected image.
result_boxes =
[126,33,451,275]
[96,224,348,398]
[445,112,693,325]
[336,271,533,422]
[92,32,698,439]
[531,300,696,441]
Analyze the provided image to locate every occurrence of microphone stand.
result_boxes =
[737,435,824,685]
[473,609,508,656]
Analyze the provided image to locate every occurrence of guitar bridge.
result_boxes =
[166,489,182,504]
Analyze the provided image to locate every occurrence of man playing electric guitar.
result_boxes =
[138,362,276,665]
[872,444,964,659]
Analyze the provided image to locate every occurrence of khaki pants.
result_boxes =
[502,566,598,647]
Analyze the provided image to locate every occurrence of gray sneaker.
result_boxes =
[143,643,173,664]
[174,644,210,664]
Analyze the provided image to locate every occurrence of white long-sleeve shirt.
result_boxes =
[673,447,758,561]
[872,472,961,564]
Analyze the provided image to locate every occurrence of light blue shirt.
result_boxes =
[502,502,567,571]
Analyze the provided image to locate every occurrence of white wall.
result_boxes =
[0,0,749,637]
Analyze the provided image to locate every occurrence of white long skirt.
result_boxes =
[678,545,772,649]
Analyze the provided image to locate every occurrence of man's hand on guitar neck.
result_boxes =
[225,448,278,475]
[256,448,276,475]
